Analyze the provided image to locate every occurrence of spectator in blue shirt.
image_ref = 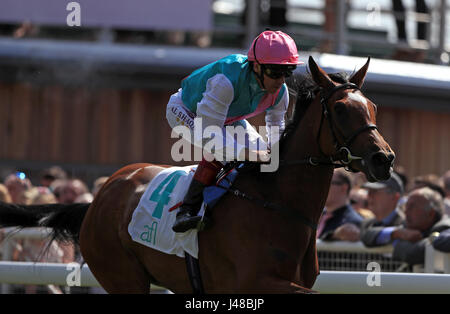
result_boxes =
[317,168,363,241]
[360,172,405,247]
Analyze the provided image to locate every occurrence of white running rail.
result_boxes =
[2,229,450,293]
[1,261,450,294]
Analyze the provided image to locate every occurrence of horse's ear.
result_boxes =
[349,57,370,88]
[308,56,335,90]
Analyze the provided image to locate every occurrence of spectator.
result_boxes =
[39,166,67,188]
[431,229,450,253]
[58,179,89,204]
[49,179,66,201]
[164,30,211,48]
[317,168,364,241]
[13,21,39,38]
[360,172,405,247]
[392,187,450,265]
[411,173,445,198]
[190,31,212,48]
[27,186,57,205]
[74,192,94,203]
[440,170,450,216]
[0,183,12,203]
[4,172,32,204]
[20,187,42,205]
[350,172,367,189]
[394,165,409,191]
[393,166,410,208]
[391,0,429,62]
[9,187,75,294]
[92,176,109,197]
[349,187,374,219]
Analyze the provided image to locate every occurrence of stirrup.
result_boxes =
[172,211,201,233]
[172,209,210,233]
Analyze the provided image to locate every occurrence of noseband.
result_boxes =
[282,82,378,170]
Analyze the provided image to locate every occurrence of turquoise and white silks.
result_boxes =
[166,54,288,162]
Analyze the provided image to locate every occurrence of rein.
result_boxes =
[281,82,378,171]
[214,83,378,232]
[213,177,318,230]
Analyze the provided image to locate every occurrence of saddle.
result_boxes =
[128,162,244,294]
[203,163,240,208]
[170,161,242,222]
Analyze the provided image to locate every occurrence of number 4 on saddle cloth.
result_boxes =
[127,163,239,259]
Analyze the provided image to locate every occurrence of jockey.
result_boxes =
[166,30,303,233]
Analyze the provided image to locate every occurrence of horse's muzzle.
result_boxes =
[366,151,395,182]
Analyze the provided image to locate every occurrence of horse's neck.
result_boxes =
[284,98,325,160]
[278,99,334,223]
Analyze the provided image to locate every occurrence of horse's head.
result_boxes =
[308,56,395,182]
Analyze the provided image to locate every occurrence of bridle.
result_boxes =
[218,82,379,231]
[282,82,378,171]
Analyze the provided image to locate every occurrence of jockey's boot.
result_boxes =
[172,158,222,233]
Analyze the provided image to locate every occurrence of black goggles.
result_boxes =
[262,65,296,79]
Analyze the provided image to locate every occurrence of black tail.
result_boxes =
[0,201,90,244]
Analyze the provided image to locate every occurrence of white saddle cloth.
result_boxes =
[127,165,203,259]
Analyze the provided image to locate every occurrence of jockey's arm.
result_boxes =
[194,74,239,161]
[195,74,268,162]
[265,84,288,148]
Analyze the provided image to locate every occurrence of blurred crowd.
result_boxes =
[317,166,450,267]
[0,166,108,294]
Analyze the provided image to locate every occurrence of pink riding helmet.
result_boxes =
[247,30,303,65]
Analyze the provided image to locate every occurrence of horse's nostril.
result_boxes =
[371,152,393,166]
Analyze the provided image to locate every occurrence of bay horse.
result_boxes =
[0,57,394,293]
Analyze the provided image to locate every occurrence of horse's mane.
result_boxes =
[281,71,351,152]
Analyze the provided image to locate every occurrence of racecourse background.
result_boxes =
[219,0,450,45]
